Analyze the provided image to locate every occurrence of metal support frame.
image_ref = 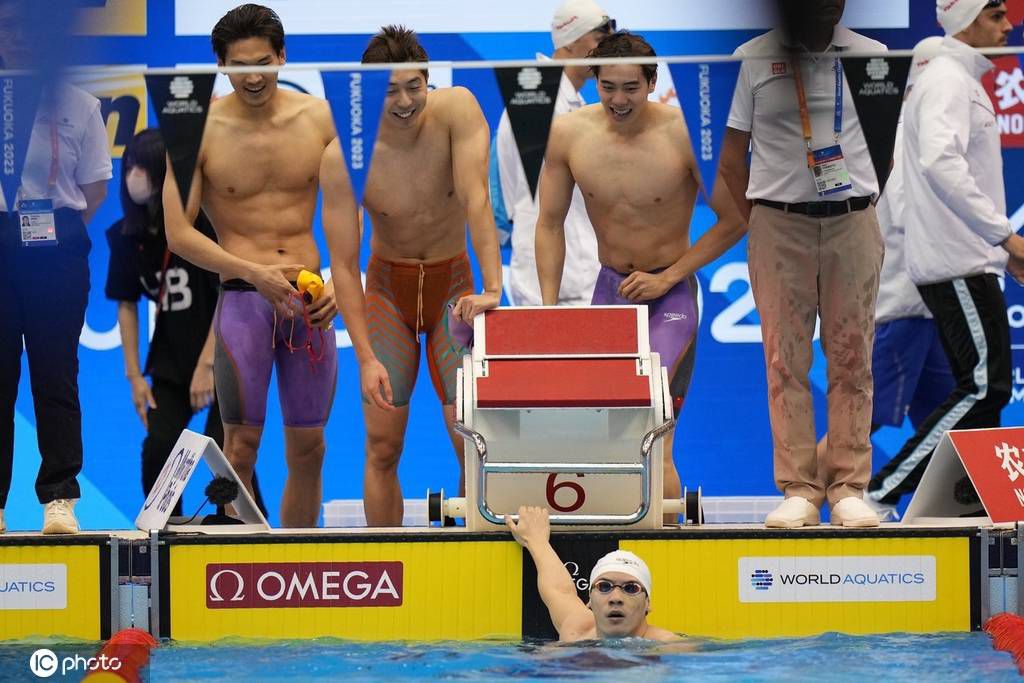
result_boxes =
[149,530,161,640]
[980,528,992,625]
[109,536,120,633]
[1018,523,1024,616]
[455,419,675,525]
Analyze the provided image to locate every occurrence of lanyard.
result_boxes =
[14,114,60,208]
[792,56,843,168]
[48,118,59,189]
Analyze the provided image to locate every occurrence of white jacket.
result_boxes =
[875,121,930,323]
[497,56,599,306]
[902,36,1011,285]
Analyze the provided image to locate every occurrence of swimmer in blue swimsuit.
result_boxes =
[533,32,746,520]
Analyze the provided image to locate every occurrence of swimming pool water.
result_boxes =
[0,632,1016,681]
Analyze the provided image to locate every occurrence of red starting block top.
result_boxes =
[476,359,651,408]
[482,308,640,356]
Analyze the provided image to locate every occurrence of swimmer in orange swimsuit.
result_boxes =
[359,26,503,526]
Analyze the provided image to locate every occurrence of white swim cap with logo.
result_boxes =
[937,0,997,37]
[552,0,611,49]
[589,550,652,597]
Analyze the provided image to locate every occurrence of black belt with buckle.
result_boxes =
[754,197,872,217]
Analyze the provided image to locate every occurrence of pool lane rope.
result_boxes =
[82,628,158,683]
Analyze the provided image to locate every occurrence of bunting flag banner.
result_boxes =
[668,61,741,200]
[841,56,912,193]
[494,65,562,199]
[322,70,390,206]
[0,75,43,212]
[145,72,216,208]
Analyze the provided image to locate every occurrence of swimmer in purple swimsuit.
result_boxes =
[163,6,391,527]
[535,32,746,520]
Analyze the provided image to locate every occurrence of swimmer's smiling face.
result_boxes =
[383,69,429,129]
[221,36,284,108]
[597,64,655,125]
[588,571,650,638]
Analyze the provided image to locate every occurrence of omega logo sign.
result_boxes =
[206,562,403,609]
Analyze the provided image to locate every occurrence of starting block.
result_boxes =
[429,306,697,530]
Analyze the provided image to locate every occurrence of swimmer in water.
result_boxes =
[508,506,681,642]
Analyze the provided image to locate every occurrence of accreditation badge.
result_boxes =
[17,199,58,247]
[810,145,854,197]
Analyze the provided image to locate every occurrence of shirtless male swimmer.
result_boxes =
[508,506,680,641]
[359,26,503,526]
[536,32,746,519]
[164,4,391,527]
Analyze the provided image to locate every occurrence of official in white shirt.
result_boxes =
[720,0,885,528]
[868,0,1024,507]
[495,0,613,306]
[814,37,955,523]
[0,0,112,535]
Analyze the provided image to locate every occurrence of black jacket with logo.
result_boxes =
[105,213,219,384]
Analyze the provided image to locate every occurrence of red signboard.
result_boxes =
[1012,2,1024,27]
[983,56,1024,148]
[206,562,403,609]
[949,428,1024,523]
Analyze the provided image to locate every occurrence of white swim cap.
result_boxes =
[937,0,998,37]
[552,0,611,50]
[589,550,652,597]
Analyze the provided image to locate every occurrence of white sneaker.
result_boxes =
[862,494,900,522]
[0,509,5,534]
[42,499,79,535]
[831,496,880,528]
[765,497,820,528]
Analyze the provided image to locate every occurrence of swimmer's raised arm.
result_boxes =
[535,117,575,306]
[320,137,394,411]
[507,506,593,639]
[449,87,502,321]
[163,155,302,314]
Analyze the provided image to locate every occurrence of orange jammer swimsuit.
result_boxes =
[365,252,475,407]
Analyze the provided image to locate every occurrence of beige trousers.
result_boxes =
[747,203,883,507]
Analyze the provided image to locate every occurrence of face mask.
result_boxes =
[126,170,154,206]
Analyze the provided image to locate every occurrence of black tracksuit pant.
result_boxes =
[868,274,1011,504]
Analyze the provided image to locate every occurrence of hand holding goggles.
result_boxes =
[275,269,327,364]
[297,269,325,304]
